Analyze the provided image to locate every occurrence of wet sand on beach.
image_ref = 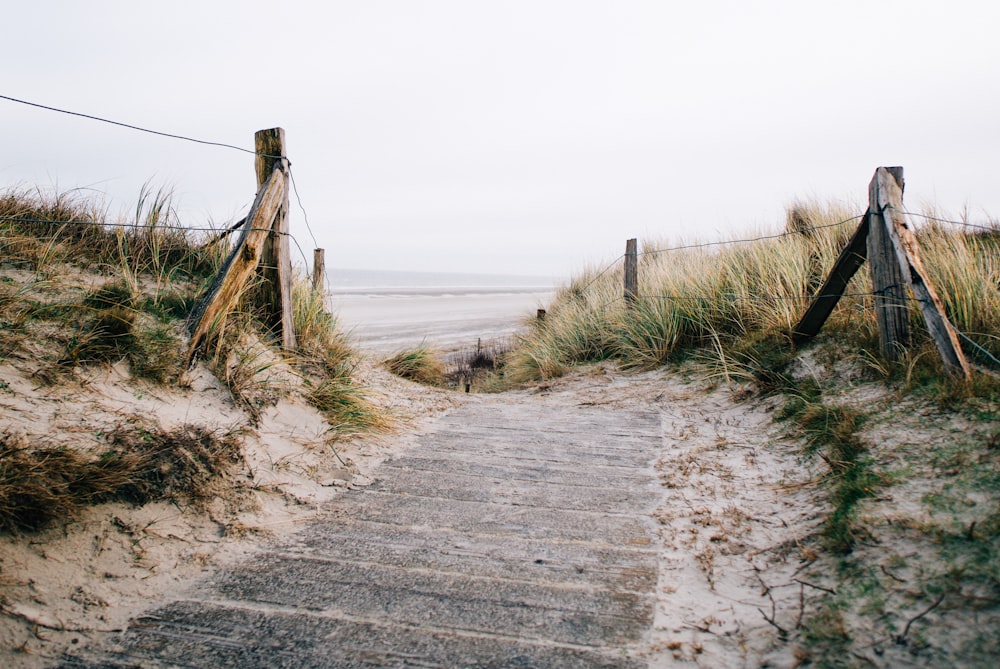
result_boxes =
[330,289,555,353]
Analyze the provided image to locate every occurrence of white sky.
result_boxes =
[3,1,998,277]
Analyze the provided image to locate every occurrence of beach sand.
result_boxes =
[330,289,554,353]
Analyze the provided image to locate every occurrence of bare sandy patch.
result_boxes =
[0,354,462,667]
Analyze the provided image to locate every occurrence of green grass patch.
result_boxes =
[0,424,244,534]
[306,373,390,439]
[384,345,447,386]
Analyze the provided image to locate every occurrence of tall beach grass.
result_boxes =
[508,202,1000,383]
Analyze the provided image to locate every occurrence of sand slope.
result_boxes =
[2,357,998,667]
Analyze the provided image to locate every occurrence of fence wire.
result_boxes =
[0,214,315,274]
[1,92,322,279]
[641,214,866,256]
[0,94,278,158]
[576,213,869,295]
[900,210,1000,234]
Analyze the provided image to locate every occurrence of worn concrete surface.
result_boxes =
[62,399,664,668]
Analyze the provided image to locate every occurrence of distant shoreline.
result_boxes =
[330,285,555,299]
[330,289,554,353]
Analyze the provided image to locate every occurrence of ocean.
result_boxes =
[326,268,559,353]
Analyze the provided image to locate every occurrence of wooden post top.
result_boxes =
[255,127,286,188]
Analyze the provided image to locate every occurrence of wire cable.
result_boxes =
[900,210,1000,234]
[0,214,292,238]
[640,214,866,257]
[2,93,323,276]
[0,93,283,158]
[574,254,626,294]
[287,165,319,250]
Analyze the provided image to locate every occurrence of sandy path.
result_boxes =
[518,366,822,667]
[55,366,817,668]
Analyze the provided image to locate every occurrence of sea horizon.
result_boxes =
[326,267,559,352]
[326,267,562,295]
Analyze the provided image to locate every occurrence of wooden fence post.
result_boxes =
[624,238,638,305]
[791,216,869,344]
[253,128,296,349]
[868,167,910,361]
[312,248,325,292]
[185,128,296,362]
[186,167,286,362]
[871,167,971,378]
[794,167,971,379]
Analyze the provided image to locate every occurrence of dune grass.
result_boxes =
[1,184,389,531]
[508,202,1000,385]
[0,424,244,534]
[0,184,227,383]
[383,344,448,386]
[293,279,390,437]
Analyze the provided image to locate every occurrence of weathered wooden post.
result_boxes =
[254,128,296,349]
[624,238,638,305]
[791,217,870,345]
[868,167,910,361]
[793,167,971,379]
[312,248,325,292]
[185,128,297,362]
[870,167,970,378]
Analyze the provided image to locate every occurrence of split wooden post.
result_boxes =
[624,238,638,305]
[312,248,326,292]
[186,167,286,362]
[253,128,296,349]
[870,167,971,378]
[792,166,971,379]
[185,128,296,362]
[868,167,910,361]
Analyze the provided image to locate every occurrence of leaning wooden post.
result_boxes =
[312,248,325,292]
[868,167,910,361]
[254,128,296,349]
[186,168,286,363]
[871,167,971,378]
[624,238,638,305]
[791,215,870,345]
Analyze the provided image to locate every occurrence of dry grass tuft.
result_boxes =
[0,424,245,535]
[103,423,245,506]
[384,345,448,386]
[291,278,392,436]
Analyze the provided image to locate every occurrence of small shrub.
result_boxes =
[306,373,390,438]
[384,345,447,386]
[60,281,138,366]
[444,338,513,389]
[0,424,245,534]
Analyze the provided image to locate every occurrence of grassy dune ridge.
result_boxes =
[0,184,382,531]
[508,201,1000,381]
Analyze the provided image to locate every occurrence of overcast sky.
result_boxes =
[3,1,998,278]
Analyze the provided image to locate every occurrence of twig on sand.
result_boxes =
[758,606,789,638]
[758,591,789,638]
[794,578,836,594]
[850,651,879,667]
[896,591,947,643]
[880,564,907,583]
